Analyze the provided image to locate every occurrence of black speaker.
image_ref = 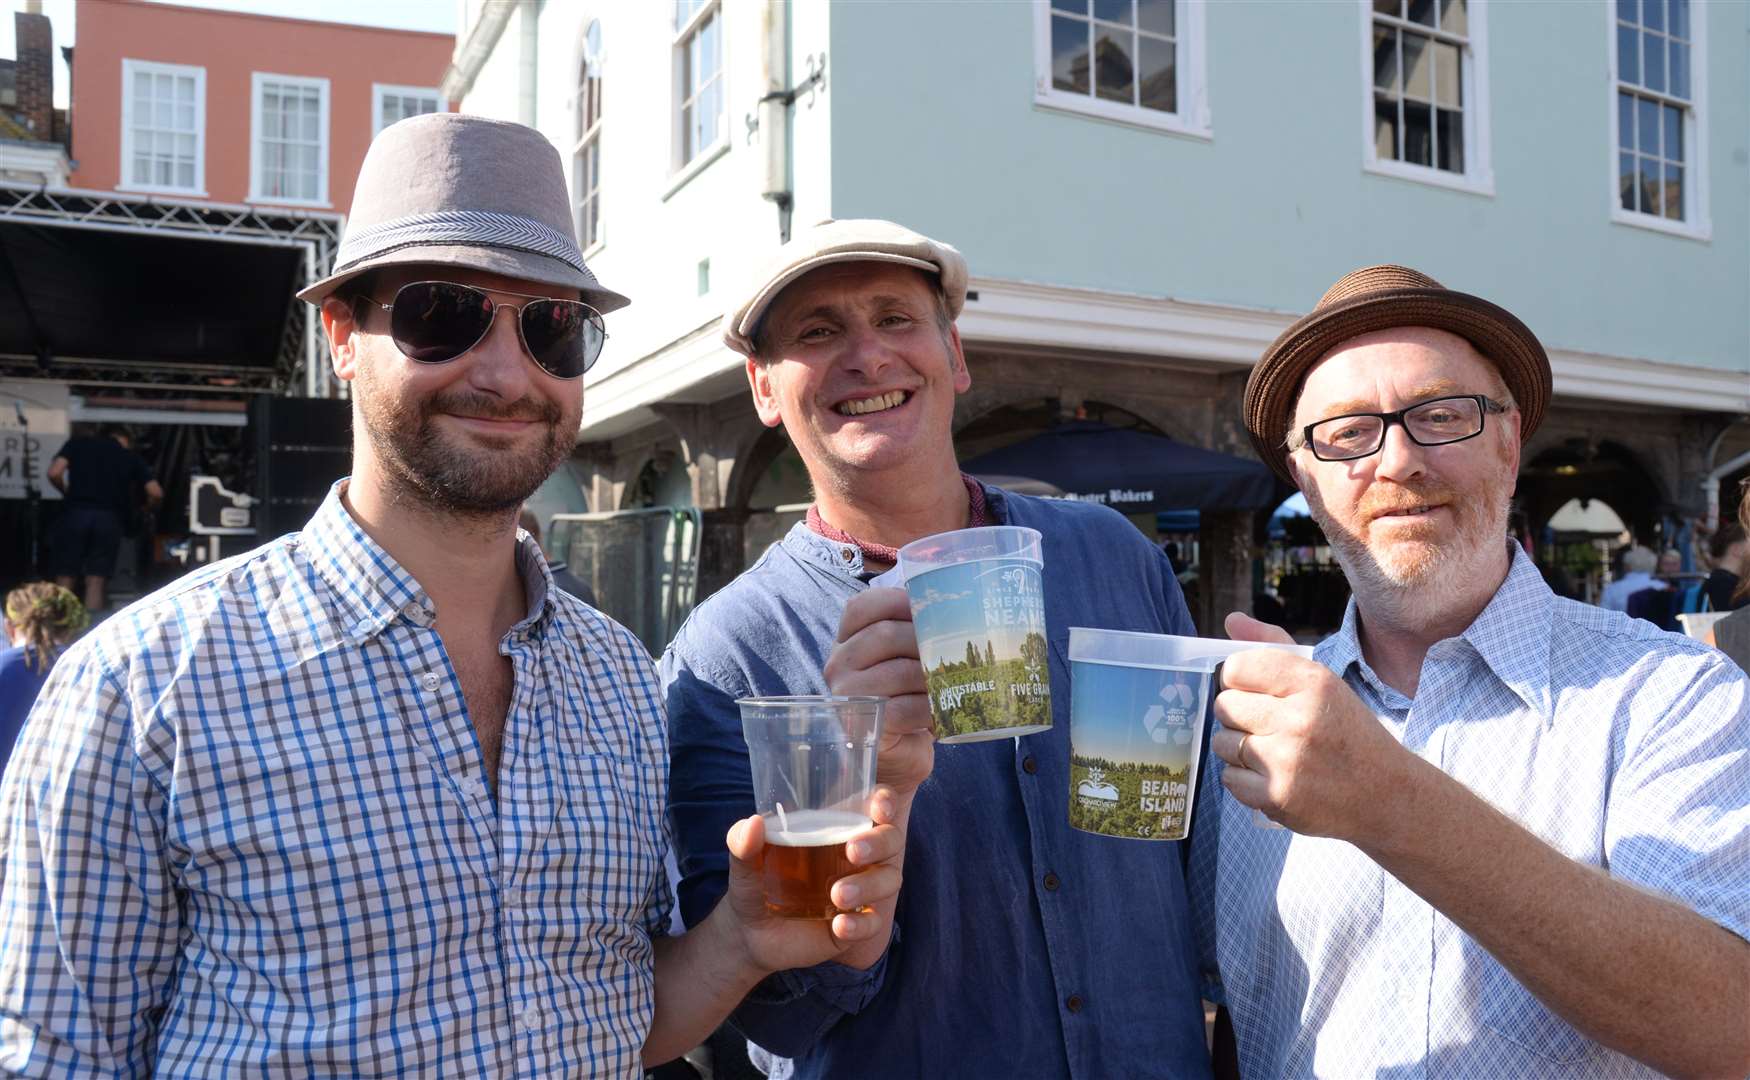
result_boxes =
[251,397,352,540]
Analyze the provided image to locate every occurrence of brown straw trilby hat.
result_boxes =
[1244,264,1551,484]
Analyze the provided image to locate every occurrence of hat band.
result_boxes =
[335,209,590,278]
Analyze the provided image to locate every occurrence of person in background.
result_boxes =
[0,582,86,776]
[1705,523,1747,612]
[1655,548,1683,579]
[1711,489,1750,672]
[519,505,596,606]
[45,424,164,615]
[1599,545,1662,612]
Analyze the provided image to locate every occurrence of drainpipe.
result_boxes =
[758,0,791,241]
[518,0,538,128]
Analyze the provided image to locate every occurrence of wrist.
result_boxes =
[704,895,780,989]
[1350,747,1442,862]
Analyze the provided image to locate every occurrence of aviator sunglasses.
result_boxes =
[362,280,607,379]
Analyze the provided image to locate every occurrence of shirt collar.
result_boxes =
[1317,541,1554,718]
[780,479,1015,580]
[301,479,556,645]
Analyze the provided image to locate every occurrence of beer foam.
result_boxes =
[765,809,871,847]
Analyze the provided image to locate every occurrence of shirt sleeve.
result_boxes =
[0,644,178,1077]
[660,637,890,1056]
[1606,651,1750,941]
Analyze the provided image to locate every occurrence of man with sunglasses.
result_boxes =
[1191,265,1749,1078]
[0,114,907,1078]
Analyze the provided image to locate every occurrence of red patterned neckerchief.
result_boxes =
[806,473,990,566]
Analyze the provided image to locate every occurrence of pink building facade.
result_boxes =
[71,0,453,213]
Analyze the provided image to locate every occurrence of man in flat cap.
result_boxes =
[1193,265,1750,1077]
[663,219,1215,1078]
[0,115,905,1077]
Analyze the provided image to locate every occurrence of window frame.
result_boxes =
[248,71,332,208]
[118,58,207,197]
[1357,0,1494,196]
[1606,0,1709,240]
[372,83,443,136]
[573,20,605,255]
[1031,0,1211,139]
[671,0,727,177]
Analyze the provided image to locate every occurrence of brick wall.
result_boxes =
[13,12,53,142]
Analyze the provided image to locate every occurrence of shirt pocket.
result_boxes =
[1478,959,1595,1066]
[546,750,667,923]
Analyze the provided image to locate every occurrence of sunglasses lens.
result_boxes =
[389,282,495,364]
[520,300,605,379]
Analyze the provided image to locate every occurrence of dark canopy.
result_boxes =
[962,420,1280,515]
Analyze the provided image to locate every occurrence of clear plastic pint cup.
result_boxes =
[897,526,1051,744]
[738,696,885,919]
[1066,630,1312,840]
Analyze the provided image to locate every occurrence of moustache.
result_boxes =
[423,392,561,426]
[1359,481,1462,520]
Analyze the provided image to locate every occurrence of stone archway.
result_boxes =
[1517,438,1667,543]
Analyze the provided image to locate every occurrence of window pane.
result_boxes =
[1663,162,1682,220]
[1663,104,1683,164]
[1669,40,1688,98]
[1137,34,1175,112]
[1433,41,1460,106]
[1618,91,1634,151]
[1619,151,1637,210]
[1669,0,1688,39]
[177,103,194,130]
[156,73,173,99]
[304,106,319,142]
[176,77,194,105]
[700,15,720,80]
[1439,0,1466,35]
[1092,26,1135,104]
[156,157,172,185]
[1617,25,1638,84]
[1637,96,1659,154]
[1642,31,1664,92]
[1375,95,1399,160]
[1640,157,1659,216]
[680,102,694,160]
[1642,0,1663,30]
[1403,100,1432,165]
[1616,0,1635,21]
[1435,107,1462,172]
[176,132,194,158]
[1373,27,1399,92]
[156,99,172,127]
[1052,15,1092,93]
[132,154,149,185]
[1403,32,1430,100]
[1407,0,1436,26]
[1093,0,1131,25]
[1051,0,1088,11]
[134,71,151,100]
[1138,0,1173,36]
[1373,0,1402,16]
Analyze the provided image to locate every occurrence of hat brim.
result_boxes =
[1245,288,1551,485]
[297,243,630,314]
[733,251,941,343]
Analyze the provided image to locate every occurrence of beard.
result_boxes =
[1304,468,1513,623]
[356,368,573,518]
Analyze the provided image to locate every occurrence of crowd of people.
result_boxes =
[0,113,1744,1079]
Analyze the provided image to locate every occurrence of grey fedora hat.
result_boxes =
[298,113,628,313]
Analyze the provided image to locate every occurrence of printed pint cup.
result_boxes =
[1066,629,1312,841]
[738,696,885,919]
[897,526,1051,744]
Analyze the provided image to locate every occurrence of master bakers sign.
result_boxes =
[0,382,69,501]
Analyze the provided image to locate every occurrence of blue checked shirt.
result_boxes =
[0,482,674,1077]
[1192,543,1750,1078]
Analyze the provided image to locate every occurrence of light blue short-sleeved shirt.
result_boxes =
[0,482,674,1078]
[1194,543,1749,1078]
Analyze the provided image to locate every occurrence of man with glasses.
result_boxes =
[1192,265,1749,1077]
[0,114,907,1077]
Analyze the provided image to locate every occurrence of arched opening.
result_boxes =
[1517,439,1664,541]
[953,398,1167,462]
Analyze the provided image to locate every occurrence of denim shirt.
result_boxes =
[662,485,1213,1079]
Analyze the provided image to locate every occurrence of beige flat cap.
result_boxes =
[721,218,968,356]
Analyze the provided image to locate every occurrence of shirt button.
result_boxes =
[520,1004,540,1031]
[421,671,441,692]
[1042,872,1060,892]
[401,602,422,620]
[1066,994,1084,1014]
[840,546,855,562]
[463,778,486,800]
[1021,755,1038,774]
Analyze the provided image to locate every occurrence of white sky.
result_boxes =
[4,0,459,107]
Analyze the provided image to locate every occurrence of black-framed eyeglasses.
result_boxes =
[365,280,607,380]
[1299,394,1507,462]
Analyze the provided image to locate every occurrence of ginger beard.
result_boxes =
[355,360,573,517]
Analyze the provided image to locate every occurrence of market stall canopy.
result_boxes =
[962,420,1281,515]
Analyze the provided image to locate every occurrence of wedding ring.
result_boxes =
[1236,733,1252,771]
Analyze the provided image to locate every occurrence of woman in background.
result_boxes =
[1709,487,1750,674]
[0,582,88,776]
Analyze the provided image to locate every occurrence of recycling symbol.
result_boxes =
[1143,676,1198,744]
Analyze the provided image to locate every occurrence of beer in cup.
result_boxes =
[738,695,885,919]
[1066,630,1312,840]
[897,525,1051,743]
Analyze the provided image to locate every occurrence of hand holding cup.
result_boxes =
[825,587,936,799]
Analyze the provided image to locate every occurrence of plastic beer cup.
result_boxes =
[738,695,885,919]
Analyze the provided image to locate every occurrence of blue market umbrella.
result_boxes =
[962,421,1280,515]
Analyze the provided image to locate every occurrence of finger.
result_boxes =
[725,814,766,865]
[845,823,902,866]
[1219,648,1323,697]
[1220,761,1271,810]
[866,788,898,827]
[1211,687,1274,736]
[831,863,902,911]
[872,692,934,737]
[1224,611,1295,645]
[836,587,913,644]
[828,909,885,942]
[1207,726,1250,769]
[828,652,928,705]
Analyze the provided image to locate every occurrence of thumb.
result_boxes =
[1225,610,1295,645]
[727,813,767,867]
